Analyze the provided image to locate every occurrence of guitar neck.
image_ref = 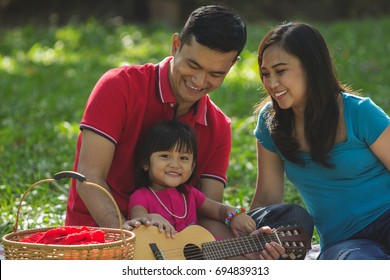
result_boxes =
[202,232,279,260]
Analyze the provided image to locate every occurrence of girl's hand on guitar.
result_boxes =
[230,214,257,237]
[148,214,177,238]
[123,217,152,230]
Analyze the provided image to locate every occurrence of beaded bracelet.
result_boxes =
[224,207,246,226]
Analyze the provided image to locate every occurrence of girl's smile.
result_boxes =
[144,148,195,191]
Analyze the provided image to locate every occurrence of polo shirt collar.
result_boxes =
[157,56,208,126]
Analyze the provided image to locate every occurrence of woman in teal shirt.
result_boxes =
[252,22,390,259]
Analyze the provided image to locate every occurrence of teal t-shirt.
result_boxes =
[254,92,390,250]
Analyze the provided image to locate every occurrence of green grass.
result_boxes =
[1,18,389,243]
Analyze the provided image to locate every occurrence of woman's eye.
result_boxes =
[262,72,270,78]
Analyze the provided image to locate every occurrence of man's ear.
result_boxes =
[171,33,181,55]
[143,164,149,171]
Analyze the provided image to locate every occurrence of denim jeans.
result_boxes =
[318,208,390,260]
[248,203,314,259]
[248,203,314,237]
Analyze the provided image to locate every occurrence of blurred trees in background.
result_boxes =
[1,0,390,27]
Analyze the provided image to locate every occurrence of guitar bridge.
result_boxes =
[149,243,164,260]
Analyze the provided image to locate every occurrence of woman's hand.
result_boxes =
[244,226,286,260]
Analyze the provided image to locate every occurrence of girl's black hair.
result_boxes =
[134,120,198,192]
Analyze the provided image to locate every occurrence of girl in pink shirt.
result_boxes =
[128,120,255,238]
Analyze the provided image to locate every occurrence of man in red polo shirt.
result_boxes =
[65,5,290,259]
[66,4,242,231]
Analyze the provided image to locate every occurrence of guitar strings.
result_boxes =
[158,234,278,260]
[203,234,279,259]
[155,233,284,260]
[150,229,308,260]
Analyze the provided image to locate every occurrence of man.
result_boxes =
[65,5,294,260]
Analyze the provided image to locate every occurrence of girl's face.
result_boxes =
[144,146,195,191]
[260,44,308,116]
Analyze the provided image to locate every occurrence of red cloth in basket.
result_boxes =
[20,226,111,245]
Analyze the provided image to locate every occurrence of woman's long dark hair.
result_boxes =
[134,120,198,192]
[255,22,352,167]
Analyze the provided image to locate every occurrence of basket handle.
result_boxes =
[53,170,87,182]
[13,171,126,240]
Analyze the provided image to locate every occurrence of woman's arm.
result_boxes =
[370,125,390,171]
[250,141,285,210]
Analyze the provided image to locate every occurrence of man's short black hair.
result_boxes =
[180,5,247,57]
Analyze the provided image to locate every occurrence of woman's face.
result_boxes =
[260,44,308,115]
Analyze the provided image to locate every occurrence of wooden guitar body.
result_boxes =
[133,225,215,260]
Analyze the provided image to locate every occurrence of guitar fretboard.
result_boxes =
[202,232,279,260]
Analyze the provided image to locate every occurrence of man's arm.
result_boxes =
[76,129,125,228]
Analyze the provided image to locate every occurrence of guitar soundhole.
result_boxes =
[183,243,204,260]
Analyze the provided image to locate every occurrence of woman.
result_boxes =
[252,22,390,259]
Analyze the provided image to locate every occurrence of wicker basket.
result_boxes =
[2,171,136,260]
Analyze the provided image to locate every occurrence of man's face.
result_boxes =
[169,34,238,108]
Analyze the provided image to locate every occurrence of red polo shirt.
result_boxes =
[65,57,232,226]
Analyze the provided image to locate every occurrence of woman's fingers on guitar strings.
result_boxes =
[264,242,285,260]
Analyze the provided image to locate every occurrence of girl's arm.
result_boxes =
[197,178,237,240]
[198,197,256,237]
[130,205,176,237]
[198,185,286,259]
[370,125,390,171]
[250,141,285,210]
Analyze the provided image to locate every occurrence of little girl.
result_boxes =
[128,120,256,238]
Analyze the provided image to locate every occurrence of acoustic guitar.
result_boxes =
[132,224,311,260]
